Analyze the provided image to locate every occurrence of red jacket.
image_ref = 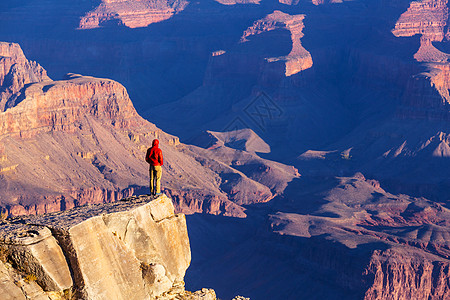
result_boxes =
[145,139,163,166]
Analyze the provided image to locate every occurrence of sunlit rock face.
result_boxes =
[0,42,50,112]
[392,0,448,43]
[392,0,450,63]
[0,195,218,299]
[392,0,450,116]
[241,11,312,77]
[79,0,189,29]
[214,0,260,5]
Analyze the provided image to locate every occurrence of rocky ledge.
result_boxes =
[0,194,216,300]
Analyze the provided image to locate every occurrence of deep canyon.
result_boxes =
[0,0,450,299]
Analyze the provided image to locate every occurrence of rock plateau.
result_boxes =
[79,0,189,29]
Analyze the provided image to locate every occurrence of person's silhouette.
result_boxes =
[145,139,163,196]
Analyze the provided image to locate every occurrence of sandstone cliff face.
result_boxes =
[0,73,141,138]
[364,249,450,299]
[393,0,450,116]
[392,0,450,64]
[79,0,189,29]
[399,66,450,118]
[0,42,50,112]
[241,11,312,77]
[0,195,213,299]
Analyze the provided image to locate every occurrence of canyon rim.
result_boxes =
[1,0,450,299]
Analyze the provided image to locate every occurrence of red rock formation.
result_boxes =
[364,249,450,300]
[269,174,450,299]
[414,38,450,62]
[397,65,450,120]
[79,0,189,29]
[241,11,313,77]
[214,0,260,5]
[392,0,448,43]
[429,63,450,103]
[165,189,247,218]
[0,73,141,138]
[393,0,450,63]
[278,0,299,4]
[0,42,49,112]
[0,42,299,218]
[393,0,450,118]
[6,187,135,216]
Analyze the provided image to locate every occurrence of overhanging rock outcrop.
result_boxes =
[0,194,202,300]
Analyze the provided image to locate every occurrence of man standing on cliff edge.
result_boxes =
[145,139,163,196]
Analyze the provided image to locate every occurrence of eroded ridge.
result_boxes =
[269,174,450,299]
[393,0,450,108]
[79,0,189,29]
[241,10,313,76]
[0,42,50,112]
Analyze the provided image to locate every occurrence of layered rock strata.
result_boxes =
[79,0,189,29]
[392,0,450,64]
[364,249,450,299]
[0,194,212,299]
[392,0,448,44]
[0,42,299,218]
[241,11,313,76]
[0,73,140,138]
[399,65,450,118]
[0,42,49,112]
[393,0,450,115]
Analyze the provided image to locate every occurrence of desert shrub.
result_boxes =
[24,274,37,283]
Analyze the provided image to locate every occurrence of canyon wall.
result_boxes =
[241,11,312,77]
[393,0,450,118]
[392,0,448,43]
[268,174,450,299]
[0,42,49,112]
[214,0,260,5]
[0,42,299,218]
[364,249,450,299]
[79,0,189,29]
[0,73,141,138]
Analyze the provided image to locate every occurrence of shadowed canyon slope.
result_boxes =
[186,174,450,299]
[392,0,450,106]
